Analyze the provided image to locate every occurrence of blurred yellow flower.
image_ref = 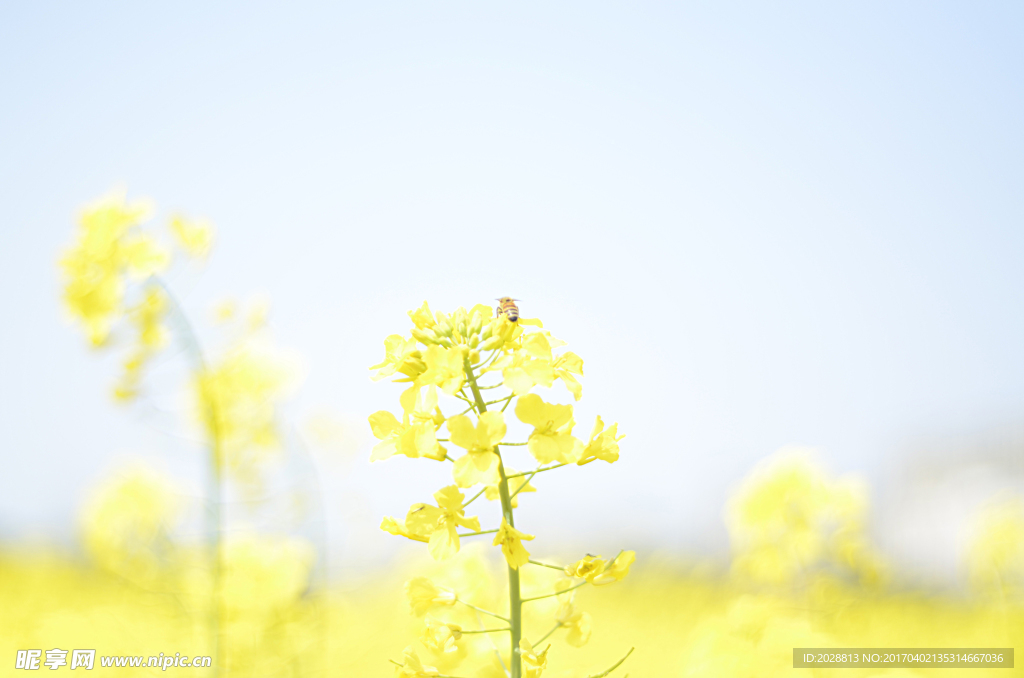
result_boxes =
[394,646,439,678]
[59,190,162,345]
[555,599,592,647]
[81,466,179,584]
[421,616,463,653]
[169,215,214,259]
[968,496,1024,597]
[405,576,458,616]
[493,518,533,570]
[195,337,298,484]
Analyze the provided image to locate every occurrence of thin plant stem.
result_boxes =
[498,442,529,446]
[465,359,522,678]
[533,622,562,645]
[506,463,568,479]
[457,528,500,538]
[457,599,510,624]
[527,560,565,571]
[521,580,586,603]
[153,277,223,676]
[460,628,512,634]
[586,648,635,678]
[461,487,487,509]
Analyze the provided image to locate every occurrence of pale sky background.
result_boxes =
[2,2,1024,582]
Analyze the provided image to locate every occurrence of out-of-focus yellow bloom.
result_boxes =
[59,190,163,345]
[485,467,535,508]
[519,639,547,678]
[727,450,874,585]
[394,646,439,677]
[368,411,445,462]
[169,215,214,259]
[130,286,169,349]
[576,416,624,465]
[112,348,148,401]
[220,534,314,615]
[493,518,534,570]
[592,550,636,585]
[555,599,592,647]
[564,554,606,582]
[448,412,505,488]
[384,486,480,560]
[81,466,179,584]
[968,497,1024,597]
[405,576,458,616]
[418,345,466,395]
[195,338,297,485]
[371,335,427,382]
[421,616,463,653]
[515,394,579,464]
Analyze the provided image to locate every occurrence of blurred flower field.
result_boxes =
[3,190,1023,677]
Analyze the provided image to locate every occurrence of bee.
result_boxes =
[495,297,520,322]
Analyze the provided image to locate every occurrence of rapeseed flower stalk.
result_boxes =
[58,189,298,676]
[370,302,634,678]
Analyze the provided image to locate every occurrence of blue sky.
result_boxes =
[2,2,1023,574]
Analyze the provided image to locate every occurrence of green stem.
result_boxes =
[457,528,499,537]
[154,277,222,677]
[586,648,635,678]
[461,486,487,509]
[498,442,529,446]
[465,360,521,678]
[506,463,568,479]
[460,627,511,634]
[521,580,586,603]
[534,622,562,645]
[527,560,565,571]
[457,599,510,623]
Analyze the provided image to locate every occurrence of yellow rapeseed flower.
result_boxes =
[518,639,548,678]
[408,301,437,330]
[564,554,606,582]
[514,394,579,464]
[384,486,480,560]
[576,416,624,466]
[448,412,505,488]
[371,335,427,381]
[592,550,636,586]
[368,411,445,462]
[418,345,466,395]
[493,518,534,570]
